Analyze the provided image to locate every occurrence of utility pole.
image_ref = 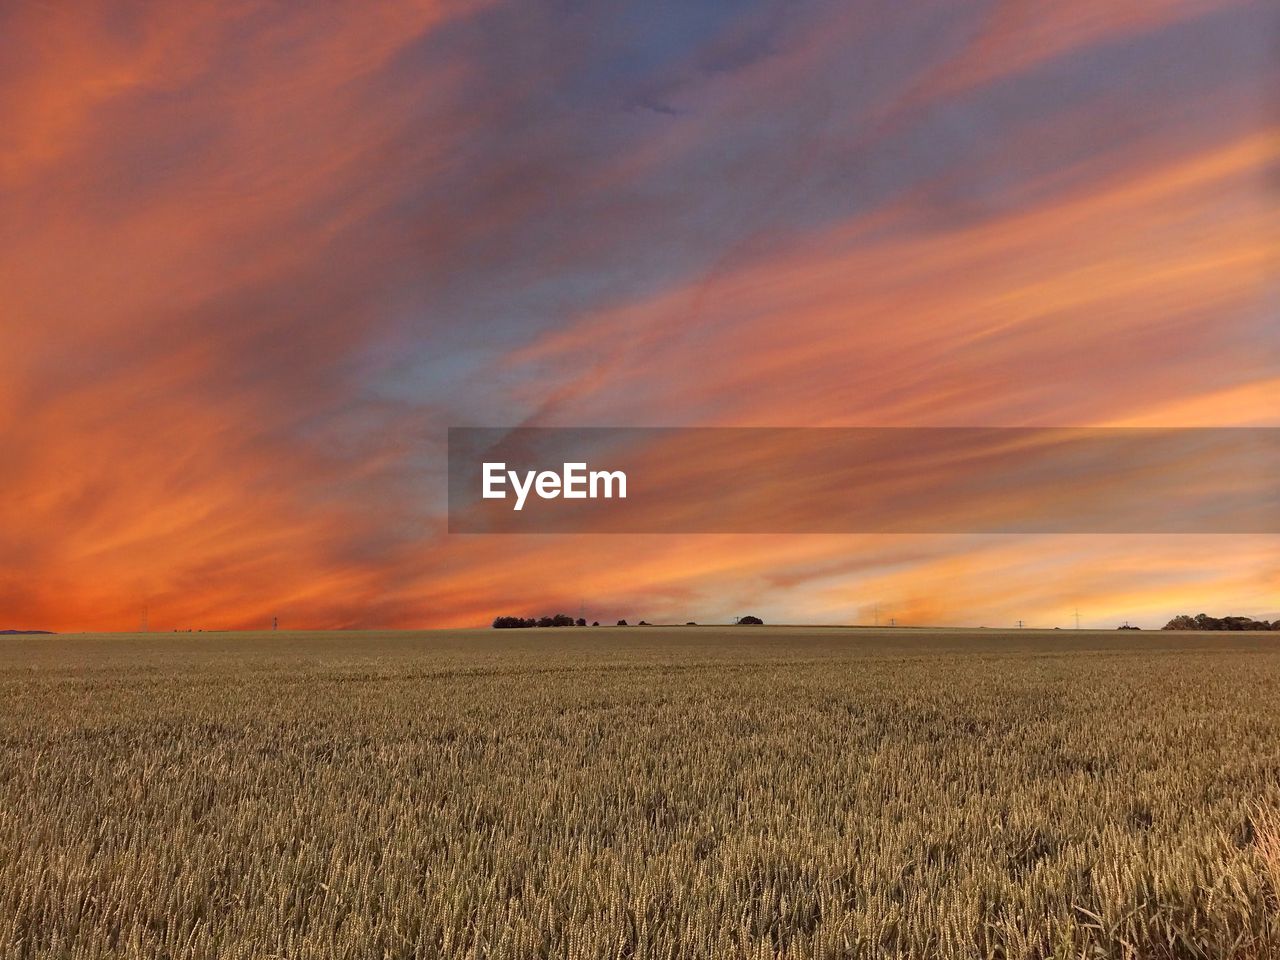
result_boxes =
[140,606,149,633]
[1017,619,1024,629]
[889,617,896,627]
[1074,608,1081,630]
[272,616,278,631]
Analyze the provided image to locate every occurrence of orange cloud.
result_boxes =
[1,0,1274,631]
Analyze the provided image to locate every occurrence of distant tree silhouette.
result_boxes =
[592,621,600,626]
[492,613,580,629]
[1163,613,1276,631]
[575,617,586,627]
[492,616,533,629]
[738,615,764,625]
[616,619,628,626]
[686,621,697,626]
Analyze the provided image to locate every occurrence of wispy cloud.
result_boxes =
[2,0,1274,630]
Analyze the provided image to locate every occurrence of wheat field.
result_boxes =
[2,627,1279,959]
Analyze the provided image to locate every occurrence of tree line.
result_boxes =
[1163,614,1279,631]
[493,615,587,629]
[492,615,759,628]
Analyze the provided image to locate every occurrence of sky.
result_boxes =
[2,0,1277,631]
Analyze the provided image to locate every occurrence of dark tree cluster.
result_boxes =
[492,614,586,629]
[738,615,764,625]
[1163,614,1279,631]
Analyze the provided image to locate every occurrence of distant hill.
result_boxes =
[0,629,54,635]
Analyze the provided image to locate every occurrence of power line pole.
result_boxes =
[1074,608,1081,630]
[1017,619,1024,629]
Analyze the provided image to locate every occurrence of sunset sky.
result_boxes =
[3,0,1277,631]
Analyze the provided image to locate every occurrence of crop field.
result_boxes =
[2,627,1280,960]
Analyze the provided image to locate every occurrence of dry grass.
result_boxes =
[1252,803,1280,919]
[1,627,1279,959]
